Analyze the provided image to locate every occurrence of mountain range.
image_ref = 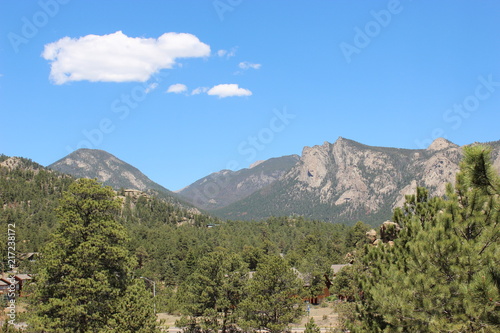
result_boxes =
[46,137,500,225]
[214,137,500,224]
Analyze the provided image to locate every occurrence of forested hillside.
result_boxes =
[0,156,74,265]
[1,154,360,282]
[0,155,217,270]
[0,154,368,331]
[2,146,498,332]
[176,154,300,209]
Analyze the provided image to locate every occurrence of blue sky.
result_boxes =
[1,0,499,191]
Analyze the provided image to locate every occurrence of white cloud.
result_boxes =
[167,83,187,94]
[217,47,237,58]
[239,61,261,70]
[191,86,209,95]
[145,82,158,94]
[207,84,252,98]
[42,31,210,85]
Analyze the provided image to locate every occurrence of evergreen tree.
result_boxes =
[304,317,321,333]
[30,178,159,332]
[178,249,248,333]
[346,221,371,249]
[239,255,304,333]
[330,265,358,301]
[352,146,500,332]
[104,280,158,333]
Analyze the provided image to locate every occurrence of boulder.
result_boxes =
[366,229,377,243]
[380,221,401,243]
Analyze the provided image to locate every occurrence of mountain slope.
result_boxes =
[212,137,500,225]
[48,149,180,201]
[176,155,300,210]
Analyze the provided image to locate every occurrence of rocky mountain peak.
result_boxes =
[297,142,333,188]
[48,149,172,196]
[427,138,458,151]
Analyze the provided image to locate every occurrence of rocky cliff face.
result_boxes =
[213,138,500,225]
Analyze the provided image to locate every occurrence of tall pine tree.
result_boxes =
[31,178,158,333]
[353,146,500,332]
[178,249,248,333]
[239,255,304,333]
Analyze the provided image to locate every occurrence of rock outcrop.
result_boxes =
[213,137,500,224]
[380,221,401,243]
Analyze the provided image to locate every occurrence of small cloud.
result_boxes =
[239,61,261,70]
[145,82,158,94]
[207,84,252,98]
[42,31,210,84]
[167,83,187,94]
[217,47,237,58]
[191,86,209,95]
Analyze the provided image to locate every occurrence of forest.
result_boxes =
[0,145,498,332]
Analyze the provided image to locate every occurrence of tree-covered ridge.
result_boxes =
[0,156,75,267]
[177,154,300,210]
[0,155,217,270]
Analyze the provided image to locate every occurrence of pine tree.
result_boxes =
[178,249,248,333]
[352,146,500,332]
[304,317,320,333]
[103,280,158,333]
[30,178,159,332]
[239,255,304,333]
